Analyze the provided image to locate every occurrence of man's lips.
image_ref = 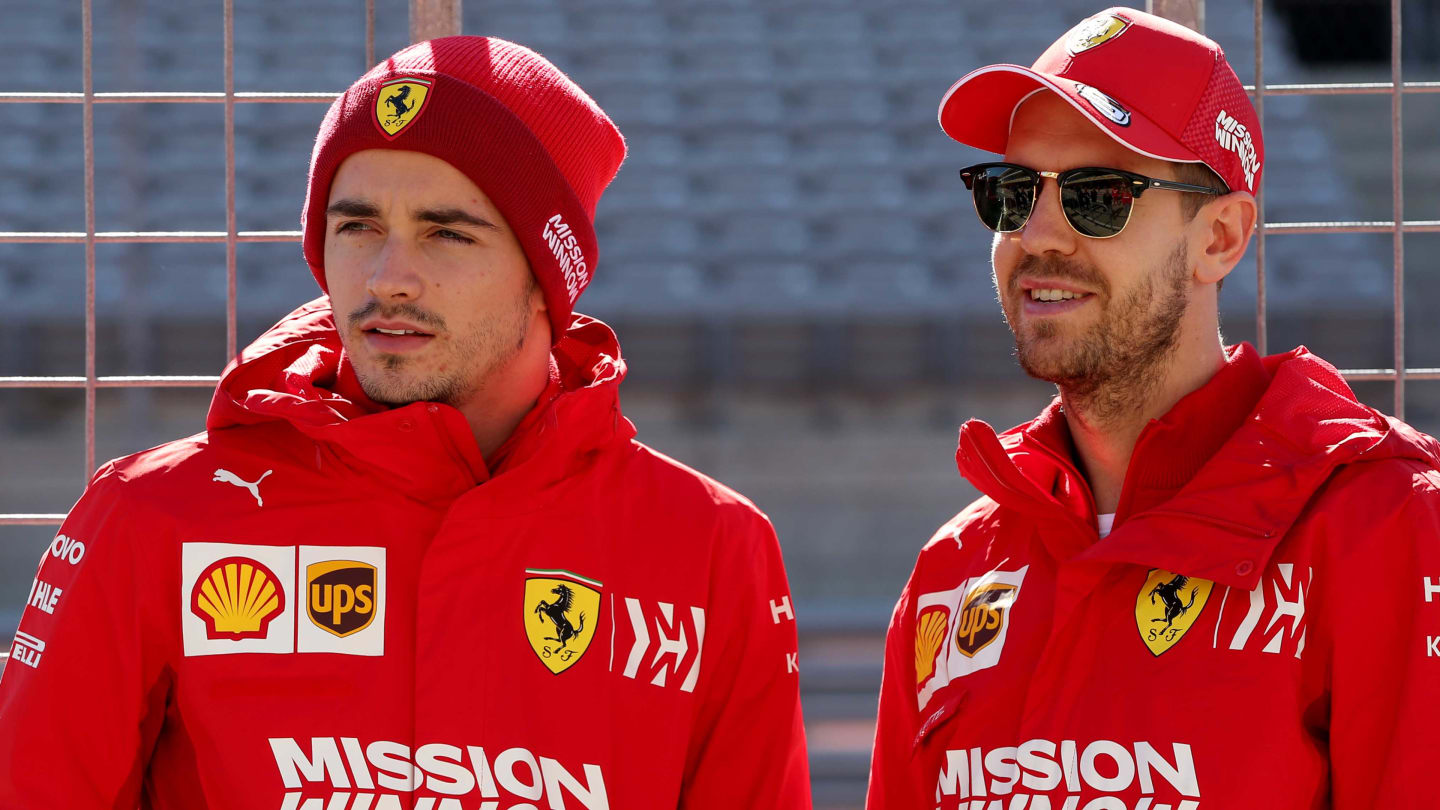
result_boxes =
[359,318,434,337]
[359,320,437,353]
[1015,279,1097,317]
[1018,278,1095,297]
[363,332,435,353]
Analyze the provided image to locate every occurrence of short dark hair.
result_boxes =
[1171,161,1228,221]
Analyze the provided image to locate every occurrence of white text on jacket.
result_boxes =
[270,737,608,810]
[936,740,1200,809]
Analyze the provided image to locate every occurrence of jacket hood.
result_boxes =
[207,297,636,502]
[956,344,1440,588]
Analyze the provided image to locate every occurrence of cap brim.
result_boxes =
[938,64,1200,165]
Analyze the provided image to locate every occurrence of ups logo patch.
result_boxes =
[954,583,1018,658]
[306,560,377,638]
[1136,569,1214,656]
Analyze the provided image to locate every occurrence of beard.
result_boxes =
[345,284,534,409]
[1000,240,1191,421]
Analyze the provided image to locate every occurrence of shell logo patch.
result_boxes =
[915,607,949,687]
[306,559,377,638]
[181,542,296,656]
[1136,569,1214,656]
[190,556,285,640]
[374,77,433,139]
[525,568,603,675]
[1075,83,1132,127]
[1067,13,1132,55]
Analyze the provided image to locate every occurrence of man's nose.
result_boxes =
[365,237,424,301]
[1016,178,1079,257]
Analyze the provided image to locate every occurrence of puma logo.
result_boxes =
[213,468,273,507]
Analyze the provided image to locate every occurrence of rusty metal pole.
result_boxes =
[410,0,462,43]
[1147,0,1204,34]
[1389,0,1405,419]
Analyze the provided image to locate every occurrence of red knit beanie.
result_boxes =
[302,36,627,343]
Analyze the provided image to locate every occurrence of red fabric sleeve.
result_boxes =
[679,508,811,810]
[1325,462,1440,808]
[0,466,172,809]
[865,578,930,810]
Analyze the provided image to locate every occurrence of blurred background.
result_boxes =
[2,0,1438,805]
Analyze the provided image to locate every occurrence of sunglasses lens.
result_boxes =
[1060,170,1134,237]
[970,165,1035,233]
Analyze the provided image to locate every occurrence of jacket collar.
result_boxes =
[1113,343,1272,522]
[956,344,1429,588]
[207,298,635,505]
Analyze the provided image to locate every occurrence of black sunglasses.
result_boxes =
[958,162,1227,238]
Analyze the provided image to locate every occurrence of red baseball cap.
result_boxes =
[938,7,1263,195]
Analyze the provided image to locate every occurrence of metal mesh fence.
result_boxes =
[3,2,1436,532]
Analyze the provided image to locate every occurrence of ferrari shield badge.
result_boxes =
[1067,12,1132,55]
[524,568,602,675]
[1136,568,1214,656]
[373,76,433,139]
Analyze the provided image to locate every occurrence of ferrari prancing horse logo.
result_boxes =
[373,77,433,139]
[524,569,602,675]
[1067,13,1132,55]
[1136,568,1214,656]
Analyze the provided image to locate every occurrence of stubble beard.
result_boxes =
[1002,240,1191,427]
[348,285,535,409]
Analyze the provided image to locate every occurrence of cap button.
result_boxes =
[398,418,415,432]
[1234,560,1254,577]
[426,404,439,414]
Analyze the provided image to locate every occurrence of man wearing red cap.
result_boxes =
[868,8,1440,809]
[0,37,811,809]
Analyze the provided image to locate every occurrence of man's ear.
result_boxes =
[1192,191,1258,286]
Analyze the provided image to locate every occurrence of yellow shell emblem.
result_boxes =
[190,556,285,640]
[1136,569,1214,656]
[915,607,949,686]
[373,77,433,139]
[524,569,602,675]
[1067,13,1132,55]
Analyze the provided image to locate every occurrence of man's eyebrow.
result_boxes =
[414,207,500,231]
[326,199,380,218]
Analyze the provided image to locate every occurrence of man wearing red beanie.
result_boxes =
[0,37,811,809]
[867,8,1440,809]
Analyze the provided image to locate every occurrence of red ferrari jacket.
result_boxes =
[867,343,1440,810]
[0,298,810,810]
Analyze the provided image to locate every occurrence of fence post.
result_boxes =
[410,0,462,43]
[1147,0,1204,33]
